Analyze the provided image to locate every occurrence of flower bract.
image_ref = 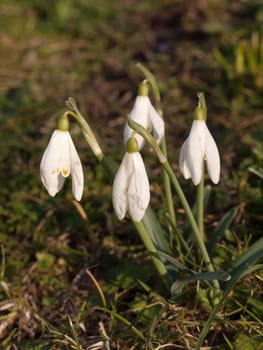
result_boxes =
[40,130,84,200]
[179,120,220,185]
[112,151,150,221]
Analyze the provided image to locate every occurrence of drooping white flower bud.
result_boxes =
[124,81,164,150]
[112,137,150,221]
[40,115,84,200]
[179,93,220,185]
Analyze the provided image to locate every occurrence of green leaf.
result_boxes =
[95,306,145,341]
[142,207,172,256]
[239,264,263,278]
[153,250,191,271]
[171,271,230,295]
[207,207,237,255]
[249,167,263,179]
[229,236,263,271]
[195,237,263,350]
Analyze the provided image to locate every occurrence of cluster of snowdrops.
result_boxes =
[40,81,220,221]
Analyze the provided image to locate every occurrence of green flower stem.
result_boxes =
[128,119,220,290]
[161,138,177,228]
[197,165,205,241]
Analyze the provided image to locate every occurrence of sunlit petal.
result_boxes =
[179,137,191,179]
[188,121,205,185]
[128,153,150,221]
[124,96,149,149]
[68,133,84,201]
[205,125,220,184]
[112,153,131,220]
[40,130,71,196]
[40,171,65,197]
[148,101,165,145]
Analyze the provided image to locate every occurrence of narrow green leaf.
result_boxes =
[207,207,237,254]
[142,207,172,256]
[95,306,145,341]
[181,271,231,283]
[249,167,263,179]
[171,271,231,294]
[195,241,263,350]
[239,264,263,278]
[230,236,263,271]
[153,250,192,271]
[171,271,230,295]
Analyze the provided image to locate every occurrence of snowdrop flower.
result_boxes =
[112,137,150,222]
[40,115,84,201]
[179,93,220,185]
[124,81,164,150]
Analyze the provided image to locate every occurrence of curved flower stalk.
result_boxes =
[179,94,220,185]
[40,115,84,201]
[112,137,150,222]
[124,81,164,150]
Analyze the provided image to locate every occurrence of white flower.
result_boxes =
[124,96,164,149]
[179,120,220,185]
[40,130,84,200]
[112,151,150,221]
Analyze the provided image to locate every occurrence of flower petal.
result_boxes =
[148,101,165,144]
[40,130,70,196]
[179,137,191,179]
[124,96,149,149]
[68,133,84,201]
[188,121,205,185]
[127,152,150,221]
[112,153,131,220]
[204,125,220,184]
[40,172,65,197]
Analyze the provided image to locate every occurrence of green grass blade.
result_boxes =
[229,236,263,270]
[195,238,263,350]
[239,264,263,278]
[249,167,263,179]
[95,306,145,341]
[153,250,191,271]
[207,207,237,255]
